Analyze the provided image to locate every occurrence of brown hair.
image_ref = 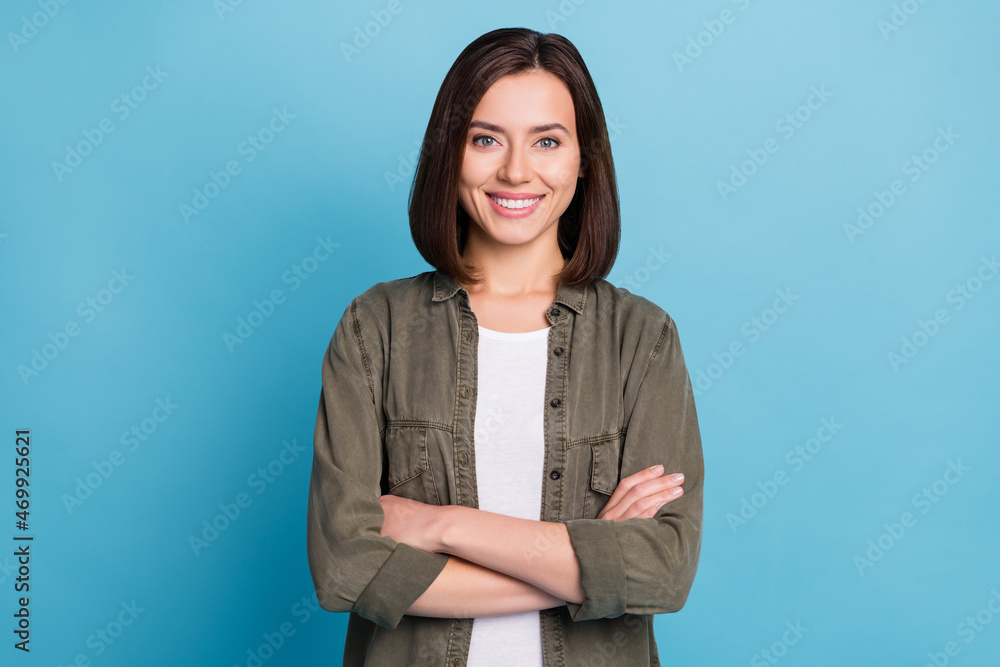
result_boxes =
[408,27,620,287]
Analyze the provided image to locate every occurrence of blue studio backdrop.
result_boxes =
[2,1,999,665]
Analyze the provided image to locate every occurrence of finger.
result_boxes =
[611,482,684,521]
[641,485,684,519]
[603,470,682,520]
[600,468,666,519]
[601,465,665,516]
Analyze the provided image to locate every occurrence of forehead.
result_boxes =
[471,71,576,129]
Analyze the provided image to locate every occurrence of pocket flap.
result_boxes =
[383,425,429,491]
[589,436,622,496]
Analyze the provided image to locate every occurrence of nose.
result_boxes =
[497,142,530,184]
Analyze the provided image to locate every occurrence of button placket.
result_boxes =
[454,294,480,511]
[448,293,479,667]
[541,303,571,526]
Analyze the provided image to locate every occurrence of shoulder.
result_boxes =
[588,281,691,382]
[347,270,437,317]
[590,278,675,335]
[327,272,436,364]
[586,279,688,372]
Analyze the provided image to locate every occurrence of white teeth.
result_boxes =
[491,195,540,209]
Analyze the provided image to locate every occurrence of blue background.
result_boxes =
[2,1,999,665]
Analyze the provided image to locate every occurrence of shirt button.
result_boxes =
[464,330,472,341]
[553,346,564,356]
[457,451,469,468]
[551,307,561,317]
[549,398,561,408]
[550,470,561,480]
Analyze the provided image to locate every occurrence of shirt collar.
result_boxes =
[431,268,587,314]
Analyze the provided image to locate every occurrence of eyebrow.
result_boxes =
[468,120,571,136]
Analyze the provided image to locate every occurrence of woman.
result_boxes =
[307,27,703,666]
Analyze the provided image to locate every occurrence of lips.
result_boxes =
[489,194,540,210]
[489,191,544,200]
[486,192,544,218]
[488,191,545,211]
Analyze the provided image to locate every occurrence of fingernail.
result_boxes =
[671,473,684,483]
[651,465,663,474]
[656,501,667,511]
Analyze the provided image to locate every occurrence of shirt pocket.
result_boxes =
[384,424,442,505]
[584,433,623,518]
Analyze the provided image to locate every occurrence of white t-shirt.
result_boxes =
[466,324,551,667]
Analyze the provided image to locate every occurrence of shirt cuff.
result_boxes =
[353,541,450,629]
[563,518,628,621]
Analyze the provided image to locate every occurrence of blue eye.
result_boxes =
[470,135,562,149]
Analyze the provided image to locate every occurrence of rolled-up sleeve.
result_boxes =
[564,314,704,621]
[306,297,450,630]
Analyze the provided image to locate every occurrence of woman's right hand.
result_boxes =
[596,465,684,521]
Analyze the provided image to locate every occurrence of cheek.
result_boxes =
[460,152,494,182]
[548,159,582,189]
[456,169,479,203]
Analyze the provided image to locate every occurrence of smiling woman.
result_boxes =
[456,71,585,268]
[306,27,704,667]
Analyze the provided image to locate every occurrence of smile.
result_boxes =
[488,194,542,209]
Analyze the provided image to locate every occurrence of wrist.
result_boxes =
[433,504,464,554]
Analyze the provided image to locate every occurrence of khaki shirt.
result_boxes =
[306,269,704,666]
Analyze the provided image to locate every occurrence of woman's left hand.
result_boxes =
[378,494,445,553]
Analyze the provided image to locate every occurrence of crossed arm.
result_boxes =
[308,302,702,626]
[379,465,686,618]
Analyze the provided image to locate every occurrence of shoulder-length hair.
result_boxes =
[408,27,620,287]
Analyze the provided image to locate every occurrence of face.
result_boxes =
[457,70,585,253]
